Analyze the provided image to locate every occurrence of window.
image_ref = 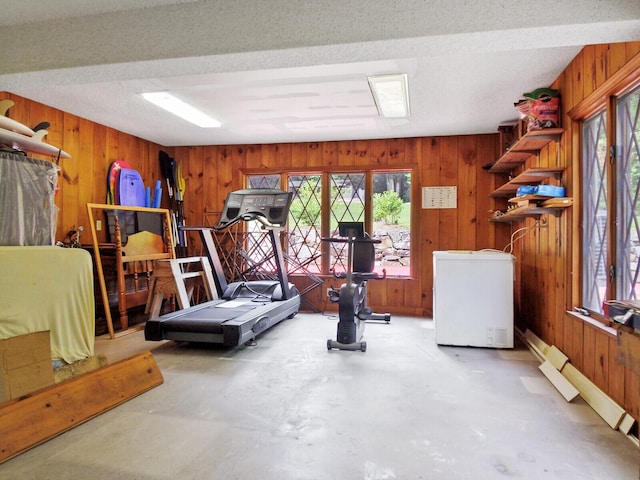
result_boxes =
[328,173,366,272]
[247,170,412,277]
[581,84,640,313]
[581,110,608,312]
[288,173,323,272]
[616,87,640,301]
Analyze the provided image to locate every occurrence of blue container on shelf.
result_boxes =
[516,185,537,196]
[535,185,566,197]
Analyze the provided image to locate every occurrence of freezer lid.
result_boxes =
[433,250,515,262]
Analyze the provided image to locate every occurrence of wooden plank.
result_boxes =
[387,138,404,164]
[582,45,597,97]
[76,116,95,231]
[370,139,387,166]
[594,331,610,392]
[538,360,579,402]
[615,327,640,376]
[421,137,439,314]
[626,41,640,60]
[457,135,477,251]
[476,135,497,249]
[244,144,261,169]
[607,334,626,409]
[0,351,163,464]
[438,136,458,249]
[624,367,640,423]
[216,147,234,205]
[322,142,338,168]
[307,141,327,167]
[618,413,635,435]
[353,140,369,166]
[288,142,306,168]
[593,44,609,89]
[184,145,204,245]
[546,345,568,371]
[582,322,596,380]
[524,329,549,358]
[562,362,625,429]
[338,140,354,166]
[275,142,292,169]
[53,354,107,384]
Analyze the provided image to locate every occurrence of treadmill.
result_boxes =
[144,188,301,347]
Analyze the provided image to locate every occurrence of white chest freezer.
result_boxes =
[433,250,515,348]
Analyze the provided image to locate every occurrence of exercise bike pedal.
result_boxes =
[327,288,340,303]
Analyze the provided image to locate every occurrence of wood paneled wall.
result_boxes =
[515,42,640,420]
[0,92,169,244]
[169,135,506,315]
[1,92,504,316]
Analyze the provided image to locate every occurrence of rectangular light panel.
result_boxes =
[142,92,221,128]
[367,73,410,118]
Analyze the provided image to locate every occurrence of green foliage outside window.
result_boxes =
[373,190,404,225]
[289,182,321,226]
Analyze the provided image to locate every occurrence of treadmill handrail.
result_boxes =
[214,213,281,231]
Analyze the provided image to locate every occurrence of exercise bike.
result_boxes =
[323,222,391,352]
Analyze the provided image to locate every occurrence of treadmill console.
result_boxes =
[217,188,293,227]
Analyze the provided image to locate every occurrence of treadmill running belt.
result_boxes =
[158,301,258,334]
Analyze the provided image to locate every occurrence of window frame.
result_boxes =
[245,167,414,278]
[572,64,640,320]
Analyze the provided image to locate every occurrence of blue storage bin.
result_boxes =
[516,185,537,196]
[535,185,566,197]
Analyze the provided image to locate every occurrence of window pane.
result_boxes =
[247,174,280,189]
[213,174,285,284]
[373,171,411,277]
[582,110,608,313]
[616,85,640,301]
[288,174,322,272]
[329,173,365,272]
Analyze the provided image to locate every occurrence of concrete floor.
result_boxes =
[1,313,639,479]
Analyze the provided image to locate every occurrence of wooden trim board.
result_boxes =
[538,360,579,402]
[522,328,549,361]
[520,327,633,432]
[562,363,625,430]
[0,351,163,464]
[618,413,636,436]
[545,345,569,371]
[615,327,640,376]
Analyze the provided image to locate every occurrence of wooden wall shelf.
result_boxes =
[489,201,571,222]
[488,126,567,222]
[489,128,565,173]
[491,167,565,197]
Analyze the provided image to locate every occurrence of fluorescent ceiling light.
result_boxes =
[367,74,410,118]
[142,92,221,128]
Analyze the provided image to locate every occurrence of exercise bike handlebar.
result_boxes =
[213,213,280,231]
[321,237,381,244]
[322,236,386,282]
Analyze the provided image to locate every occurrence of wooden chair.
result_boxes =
[114,215,173,332]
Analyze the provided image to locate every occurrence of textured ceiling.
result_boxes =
[1,0,639,146]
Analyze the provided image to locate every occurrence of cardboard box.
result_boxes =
[0,331,54,403]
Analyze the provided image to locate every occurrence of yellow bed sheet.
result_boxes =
[0,246,94,364]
